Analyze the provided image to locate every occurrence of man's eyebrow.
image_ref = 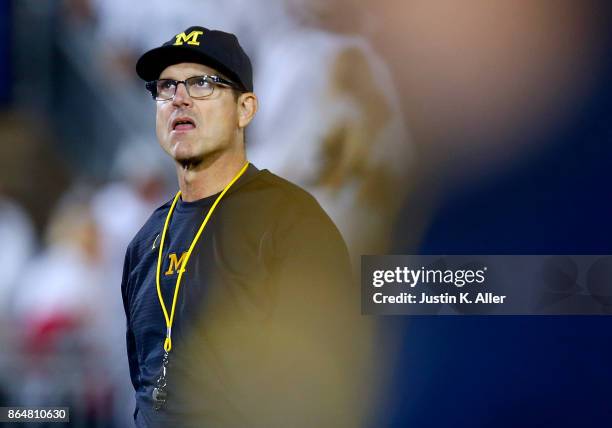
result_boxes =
[158,75,205,80]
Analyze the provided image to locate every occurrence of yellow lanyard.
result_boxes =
[155,162,250,352]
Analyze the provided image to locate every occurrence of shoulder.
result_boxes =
[238,169,331,222]
[250,171,351,272]
[248,169,346,244]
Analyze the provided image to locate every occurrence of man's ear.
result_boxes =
[237,92,258,128]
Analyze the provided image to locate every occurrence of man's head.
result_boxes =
[136,27,257,168]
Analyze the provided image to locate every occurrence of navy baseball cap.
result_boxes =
[136,26,253,92]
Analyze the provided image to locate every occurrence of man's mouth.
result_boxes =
[172,117,196,131]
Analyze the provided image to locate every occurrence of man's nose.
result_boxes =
[172,82,192,106]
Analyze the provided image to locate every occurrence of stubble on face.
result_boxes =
[155,63,240,171]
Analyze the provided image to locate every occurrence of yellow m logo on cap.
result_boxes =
[174,30,204,46]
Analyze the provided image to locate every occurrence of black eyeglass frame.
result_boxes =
[145,75,244,101]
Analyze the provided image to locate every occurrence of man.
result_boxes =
[122,26,371,427]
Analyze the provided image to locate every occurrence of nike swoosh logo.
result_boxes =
[152,233,160,251]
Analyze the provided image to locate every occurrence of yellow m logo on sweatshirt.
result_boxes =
[165,252,187,276]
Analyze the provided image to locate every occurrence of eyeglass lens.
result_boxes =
[155,76,214,100]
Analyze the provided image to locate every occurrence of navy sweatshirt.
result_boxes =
[121,165,353,427]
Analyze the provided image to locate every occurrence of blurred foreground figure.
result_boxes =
[122,26,373,427]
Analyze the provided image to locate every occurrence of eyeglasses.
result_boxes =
[145,75,242,101]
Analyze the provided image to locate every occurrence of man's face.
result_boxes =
[155,62,241,166]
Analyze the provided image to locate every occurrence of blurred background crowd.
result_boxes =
[1,0,612,427]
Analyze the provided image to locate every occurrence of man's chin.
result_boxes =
[175,154,205,170]
[171,144,202,165]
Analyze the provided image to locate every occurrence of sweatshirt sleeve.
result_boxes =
[120,246,141,393]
